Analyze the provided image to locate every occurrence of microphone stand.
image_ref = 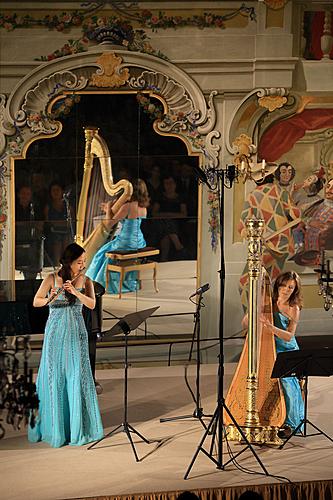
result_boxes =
[184,165,272,480]
[29,202,35,239]
[160,288,210,429]
[63,192,74,240]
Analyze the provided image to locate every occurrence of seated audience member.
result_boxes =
[146,164,162,209]
[44,181,73,266]
[15,184,44,278]
[152,175,187,261]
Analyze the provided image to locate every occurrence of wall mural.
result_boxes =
[228,90,333,309]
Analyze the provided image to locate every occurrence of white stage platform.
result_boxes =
[1,363,333,500]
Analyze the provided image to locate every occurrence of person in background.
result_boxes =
[146,164,162,209]
[44,181,73,266]
[29,243,104,447]
[15,184,44,279]
[152,175,188,261]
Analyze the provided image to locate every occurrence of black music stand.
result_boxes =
[88,306,159,461]
[271,347,333,449]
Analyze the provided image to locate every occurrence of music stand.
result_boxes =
[271,347,333,449]
[88,306,159,461]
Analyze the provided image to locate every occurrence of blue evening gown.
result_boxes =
[28,280,104,447]
[86,217,146,294]
[273,311,304,430]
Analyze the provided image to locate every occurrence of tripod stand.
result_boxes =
[88,306,159,461]
[160,286,210,429]
[271,347,333,449]
[184,166,272,480]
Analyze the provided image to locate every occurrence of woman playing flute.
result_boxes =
[28,243,103,447]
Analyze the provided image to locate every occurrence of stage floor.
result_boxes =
[1,363,333,500]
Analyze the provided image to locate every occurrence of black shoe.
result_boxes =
[95,380,103,395]
[278,425,292,439]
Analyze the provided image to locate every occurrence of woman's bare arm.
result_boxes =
[262,306,300,341]
[103,202,128,231]
[33,274,55,307]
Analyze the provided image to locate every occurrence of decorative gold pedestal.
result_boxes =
[226,424,283,446]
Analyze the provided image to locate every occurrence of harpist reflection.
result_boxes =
[85,178,149,294]
[14,93,199,280]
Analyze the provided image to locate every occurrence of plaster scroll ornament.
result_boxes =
[22,71,88,134]
[129,71,193,117]
[0,94,25,156]
[89,53,130,87]
[320,139,333,180]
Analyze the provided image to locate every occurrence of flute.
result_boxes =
[45,268,86,305]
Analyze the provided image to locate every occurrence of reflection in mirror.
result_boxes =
[14,93,201,351]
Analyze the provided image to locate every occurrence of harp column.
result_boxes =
[76,127,97,245]
[245,218,264,435]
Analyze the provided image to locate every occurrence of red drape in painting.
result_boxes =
[258,109,333,162]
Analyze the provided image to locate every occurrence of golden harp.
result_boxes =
[224,219,286,444]
[76,127,133,267]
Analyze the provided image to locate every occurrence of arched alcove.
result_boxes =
[0,46,223,354]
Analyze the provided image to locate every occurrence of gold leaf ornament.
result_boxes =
[258,95,287,112]
[90,53,129,88]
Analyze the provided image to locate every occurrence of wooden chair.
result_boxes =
[105,247,160,298]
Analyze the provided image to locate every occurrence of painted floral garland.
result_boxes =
[0,6,256,33]
[0,6,256,62]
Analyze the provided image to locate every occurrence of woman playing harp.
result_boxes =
[76,127,133,266]
[85,178,150,294]
[225,267,304,442]
[261,271,304,438]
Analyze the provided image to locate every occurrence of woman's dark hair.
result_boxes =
[58,243,85,304]
[272,271,303,308]
[49,180,64,195]
[131,178,150,208]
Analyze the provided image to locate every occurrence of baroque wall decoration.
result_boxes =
[0,4,256,63]
[0,48,220,263]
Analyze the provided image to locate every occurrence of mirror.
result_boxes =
[14,92,201,339]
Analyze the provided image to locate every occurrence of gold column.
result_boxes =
[226,218,282,445]
[244,218,263,432]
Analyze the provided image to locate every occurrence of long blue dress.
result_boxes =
[273,311,304,430]
[28,279,104,447]
[86,217,146,294]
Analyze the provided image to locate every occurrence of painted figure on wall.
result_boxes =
[291,177,333,266]
[238,163,301,310]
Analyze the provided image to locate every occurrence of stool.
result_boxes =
[105,247,160,298]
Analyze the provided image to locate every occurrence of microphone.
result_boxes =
[29,202,35,218]
[62,189,71,199]
[189,283,210,299]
